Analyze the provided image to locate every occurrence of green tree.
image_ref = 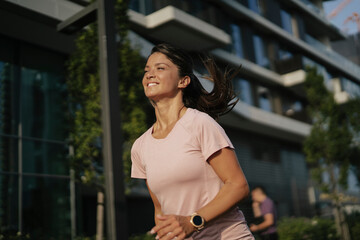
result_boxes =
[303,67,360,240]
[66,0,151,238]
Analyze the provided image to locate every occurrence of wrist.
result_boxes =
[189,212,205,232]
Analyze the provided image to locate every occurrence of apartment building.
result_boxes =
[1,0,360,238]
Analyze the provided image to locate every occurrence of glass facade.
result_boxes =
[0,36,70,239]
[257,86,273,112]
[341,77,360,98]
[234,78,253,105]
[230,24,244,58]
[253,34,270,68]
[247,0,265,16]
[280,8,293,34]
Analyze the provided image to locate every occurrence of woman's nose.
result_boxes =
[146,70,154,79]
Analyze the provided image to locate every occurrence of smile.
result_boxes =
[147,83,158,87]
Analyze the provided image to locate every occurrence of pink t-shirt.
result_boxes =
[131,108,253,239]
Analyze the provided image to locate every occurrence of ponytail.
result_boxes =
[151,43,239,120]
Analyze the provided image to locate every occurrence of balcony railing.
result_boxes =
[297,0,325,17]
[305,34,360,82]
[293,0,341,31]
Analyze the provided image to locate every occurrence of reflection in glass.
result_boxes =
[280,9,293,34]
[230,24,244,58]
[0,61,20,136]
[0,136,18,172]
[248,0,265,15]
[0,174,18,234]
[278,46,293,61]
[21,68,67,141]
[258,86,272,112]
[1,36,71,239]
[253,35,269,68]
[341,77,360,98]
[22,139,69,175]
[282,98,303,117]
[22,176,71,239]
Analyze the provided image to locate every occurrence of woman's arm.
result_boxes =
[196,147,249,222]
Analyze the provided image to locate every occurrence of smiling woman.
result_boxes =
[131,43,254,240]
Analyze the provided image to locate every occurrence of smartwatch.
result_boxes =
[190,213,205,231]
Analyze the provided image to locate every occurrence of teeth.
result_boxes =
[148,83,157,87]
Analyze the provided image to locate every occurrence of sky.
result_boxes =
[323,0,360,35]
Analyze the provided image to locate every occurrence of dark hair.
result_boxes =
[150,43,239,120]
[252,185,267,195]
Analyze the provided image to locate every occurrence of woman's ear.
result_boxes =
[178,76,191,89]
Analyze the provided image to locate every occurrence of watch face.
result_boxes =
[193,215,203,226]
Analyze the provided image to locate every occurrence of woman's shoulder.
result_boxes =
[179,108,221,136]
[132,127,152,150]
[185,108,217,125]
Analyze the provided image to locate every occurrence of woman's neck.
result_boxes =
[154,98,186,129]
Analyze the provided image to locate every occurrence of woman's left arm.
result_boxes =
[151,147,249,240]
[196,147,249,222]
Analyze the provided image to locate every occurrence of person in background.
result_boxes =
[250,186,278,240]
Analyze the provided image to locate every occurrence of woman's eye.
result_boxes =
[157,67,164,70]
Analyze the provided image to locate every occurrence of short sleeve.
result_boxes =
[261,199,275,215]
[196,113,234,161]
[131,139,146,179]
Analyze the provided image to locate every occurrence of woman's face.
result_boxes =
[142,52,186,101]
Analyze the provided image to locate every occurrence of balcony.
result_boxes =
[219,0,360,82]
[128,6,231,51]
[197,72,311,142]
[305,34,360,83]
[281,0,344,40]
[281,70,352,104]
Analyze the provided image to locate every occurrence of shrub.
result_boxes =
[129,233,155,240]
[347,211,360,240]
[0,232,30,240]
[351,223,360,240]
[278,217,338,240]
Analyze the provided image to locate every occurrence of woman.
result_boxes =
[131,43,254,240]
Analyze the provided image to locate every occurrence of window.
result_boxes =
[341,77,360,98]
[22,176,71,239]
[282,98,303,116]
[0,36,71,239]
[278,47,293,61]
[248,0,265,16]
[257,86,272,112]
[230,24,244,58]
[234,78,253,105]
[280,9,293,34]
[253,35,270,68]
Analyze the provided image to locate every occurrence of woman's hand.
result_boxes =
[150,214,195,240]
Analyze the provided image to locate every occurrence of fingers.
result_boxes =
[150,215,187,240]
[158,225,186,240]
[150,215,171,234]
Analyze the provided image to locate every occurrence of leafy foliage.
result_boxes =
[303,66,360,193]
[0,232,30,240]
[277,217,338,240]
[346,211,360,240]
[129,233,155,240]
[66,0,150,190]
